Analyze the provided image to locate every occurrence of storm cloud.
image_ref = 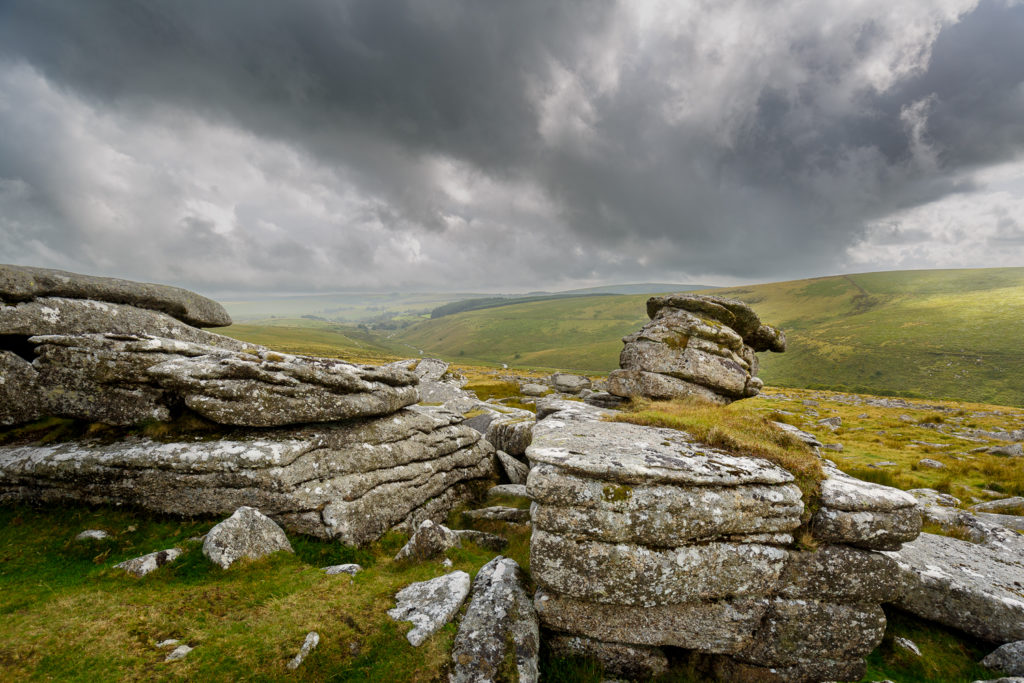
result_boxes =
[0,0,1022,293]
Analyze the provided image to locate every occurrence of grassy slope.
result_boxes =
[214,319,409,365]
[385,267,1024,405]
[392,294,651,372]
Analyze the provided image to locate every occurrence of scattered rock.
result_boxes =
[165,644,193,662]
[772,421,823,449]
[817,416,842,429]
[990,444,1024,457]
[450,557,539,683]
[75,529,110,542]
[286,632,320,671]
[156,639,179,648]
[394,520,461,561]
[463,506,531,523]
[918,458,947,469]
[973,497,1024,515]
[496,450,530,485]
[115,548,182,577]
[868,461,898,468]
[909,488,962,508]
[982,641,1024,676]
[202,507,293,569]
[822,443,844,452]
[895,636,922,657]
[520,383,548,397]
[550,373,591,394]
[323,564,362,576]
[583,391,627,409]
[387,570,471,646]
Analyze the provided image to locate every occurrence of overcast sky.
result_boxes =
[1,0,1023,296]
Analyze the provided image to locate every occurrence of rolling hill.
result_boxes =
[385,267,1024,406]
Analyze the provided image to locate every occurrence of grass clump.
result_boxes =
[613,398,824,515]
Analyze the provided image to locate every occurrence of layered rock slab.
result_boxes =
[884,532,1024,644]
[24,333,419,427]
[0,406,495,545]
[0,263,232,327]
[527,400,916,681]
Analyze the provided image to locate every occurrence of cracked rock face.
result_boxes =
[528,400,919,680]
[450,556,539,683]
[608,293,784,403]
[0,406,496,546]
[0,263,232,328]
[202,506,294,569]
[884,532,1024,644]
[21,333,420,427]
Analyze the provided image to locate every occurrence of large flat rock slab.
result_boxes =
[528,411,795,487]
[884,532,1024,643]
[0,264,231,327]
[1,297,245,349]
[27,333,419,427]
[0,407,495,545]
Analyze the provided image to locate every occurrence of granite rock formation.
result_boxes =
[0,266,496,545]
[527,399,920,682]
[607,293,785,403]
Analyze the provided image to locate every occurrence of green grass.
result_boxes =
[214,320,406,365]
[0,502,532,681]
[379,267,1024,405]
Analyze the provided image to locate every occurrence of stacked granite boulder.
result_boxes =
[607,293,785,404]
[0,265,495,545]
[527,399,921,682]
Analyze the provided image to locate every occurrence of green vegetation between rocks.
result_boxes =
[613,397,825,519]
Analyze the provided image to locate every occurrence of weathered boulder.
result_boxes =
[413,358,450,382]
[0,263,232,327]
[456,402,534,456]
[452,529,508,552]
[550,373,591,394]
[520,383,548,397]
[983,641,1024,676]
[463,506,530,523]
[394,520,462,561]
[0,297,245,349]
[75,529,110,542]
[115,548,182,577]
[884,532,1024,643]
[450,556,539,683]
[388,570,471,646]
[203,506,294,569]
[324,564,362,576]
[973,497,1024,515]
[18,333,420,427]
[0,406,496,546]
[608,294,784,403]
[812,463,921,550]
[286,632,320,671]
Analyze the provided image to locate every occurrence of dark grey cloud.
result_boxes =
[0,0,1023,293]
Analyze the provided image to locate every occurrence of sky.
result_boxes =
[1,0,1023,296]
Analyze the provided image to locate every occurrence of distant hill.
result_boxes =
[390,268,1024,406]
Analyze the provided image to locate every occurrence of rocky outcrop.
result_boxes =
[607,293,784,403]
[202,506,294,569]
[527,400,919,682]
[0,405,495,546]
[0,263,232,328]
[115,548,182,577]
[450,556,539,683]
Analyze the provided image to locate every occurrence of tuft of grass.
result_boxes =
[613,398,824,517]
